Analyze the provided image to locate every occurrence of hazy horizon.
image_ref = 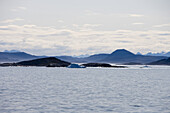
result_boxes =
[0,0,170,56]
[1,48,170,57]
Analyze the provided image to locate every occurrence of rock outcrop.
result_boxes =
[82,63,126,68]
[0,57,71,67]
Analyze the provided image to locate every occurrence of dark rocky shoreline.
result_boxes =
[82,63,127,68]
[0,57,127,68]
[0,57,71,67]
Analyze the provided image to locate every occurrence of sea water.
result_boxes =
[0,66,170,113]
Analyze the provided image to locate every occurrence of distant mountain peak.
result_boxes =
[114,49,127,51]
[112,49,131,52]
[111,49,135,56]
[3,50,20,53]
[136,52,142,55]
[145,51,170,57]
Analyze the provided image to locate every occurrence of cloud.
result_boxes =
[158,33,170,36]
[23,45,72,56]
[57,20,64,23]
[18,7,27,10]
[132,23,144,25]
[0,41,14,45]
[11,7,27,12]
[129,14,144,17]
[115,40,133,43]
[153,24,170,28]
[83,24,102,27]
[72,24,102,31]
[37,29,73,37]
[85,10,101,16]
[0,28,11,31]
[0,24,170,55]
[1,18,24,24]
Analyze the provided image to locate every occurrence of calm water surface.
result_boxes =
[0,66,170,113]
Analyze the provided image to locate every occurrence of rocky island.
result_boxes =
[0,57,71,67]
[82,63,127,68]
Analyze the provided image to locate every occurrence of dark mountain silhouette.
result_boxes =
[81,53,109,63]
[101,49,135,63]
[56,54,109,63]
[89,49,166,64]
[0,49,167,64]
[56,56,82,63]
[0,52,39,63]
[56,49,167,64]
[111,49,135,57]
[17,57,70,67]
[0,57,71,67]
[147,57,170,65]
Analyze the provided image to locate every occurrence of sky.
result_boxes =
[0,0,170,56]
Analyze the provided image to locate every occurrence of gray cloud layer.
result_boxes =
[0,0,170,55]
[0,24,170,55]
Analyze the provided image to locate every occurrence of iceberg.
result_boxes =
[67,64,86,68]
[140,65,150,68]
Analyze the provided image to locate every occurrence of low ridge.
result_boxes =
[0,57,71,67]
[148,57,170,65]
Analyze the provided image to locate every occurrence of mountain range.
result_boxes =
[146,52,170,57]
[136,51,170,57]
[147,57,170,65]
[0,49,168,64]
[57,49,167,64]
[0,52,38,63]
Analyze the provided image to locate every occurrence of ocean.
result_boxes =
[0,66,170,113]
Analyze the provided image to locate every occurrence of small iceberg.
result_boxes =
[67,64,86,68]
[140,65,150,68]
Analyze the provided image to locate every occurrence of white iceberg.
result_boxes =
[67,64,86,68]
